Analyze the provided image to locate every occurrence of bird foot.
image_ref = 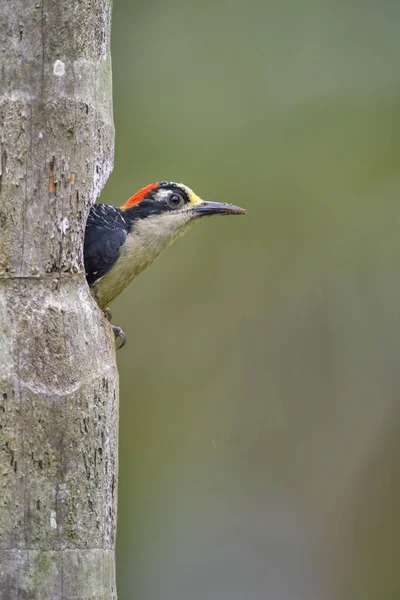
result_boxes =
[104,308,126,350]
[111,325,126,350]
[104,307,113,322]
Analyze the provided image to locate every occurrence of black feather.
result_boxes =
[84,204,130,287]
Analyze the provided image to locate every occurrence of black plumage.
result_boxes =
[84,204,130,287]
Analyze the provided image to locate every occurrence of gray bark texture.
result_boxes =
[0,1,118,598]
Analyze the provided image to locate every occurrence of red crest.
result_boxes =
[121,183,158,209]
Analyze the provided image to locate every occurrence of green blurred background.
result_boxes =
[102,1,400,598]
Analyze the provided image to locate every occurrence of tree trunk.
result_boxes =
[0,1,118,598]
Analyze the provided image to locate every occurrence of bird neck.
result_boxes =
[125,208,192,254]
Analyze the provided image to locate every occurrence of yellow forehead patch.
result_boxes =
[188,190,203,206]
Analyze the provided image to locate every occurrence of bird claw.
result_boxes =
[111,325,126,350]
[104,308,126,349]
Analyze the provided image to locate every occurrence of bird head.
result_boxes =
[121,181,246,248]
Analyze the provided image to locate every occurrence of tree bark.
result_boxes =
[0,2,118,598]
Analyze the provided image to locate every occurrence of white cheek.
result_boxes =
[134,212,192,249]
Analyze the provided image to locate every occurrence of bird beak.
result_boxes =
[191,200,247,217]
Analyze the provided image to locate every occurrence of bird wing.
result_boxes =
[84,204,130,287]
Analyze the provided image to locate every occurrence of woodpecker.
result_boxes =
[84,181,246,348]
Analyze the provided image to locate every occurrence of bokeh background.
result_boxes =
[101,1,400,598]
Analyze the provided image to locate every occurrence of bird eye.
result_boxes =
[168,193,184,208]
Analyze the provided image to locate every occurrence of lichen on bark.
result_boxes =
[0,1,118,598]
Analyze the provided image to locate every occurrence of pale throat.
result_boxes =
[91,211,193,310]
[131,211,193,263]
